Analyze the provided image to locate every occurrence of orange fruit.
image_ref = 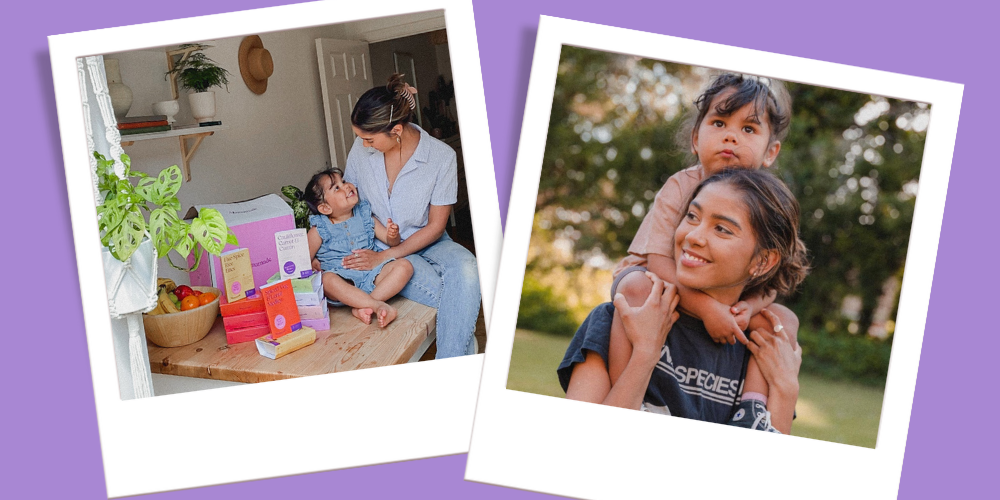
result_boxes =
[180,295,201,311]
[198,293,216,305]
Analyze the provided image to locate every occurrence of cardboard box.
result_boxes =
[222,310,269,331]
[187,194,295,291]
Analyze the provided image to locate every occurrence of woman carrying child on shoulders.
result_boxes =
[562,73,808,432]
[336,74,482,359]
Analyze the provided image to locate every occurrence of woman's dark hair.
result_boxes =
[678,73,792,157]
[686,168,808,299]
[302,168,344,215]
[350,73,417,134]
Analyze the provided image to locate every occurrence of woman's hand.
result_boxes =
[342,249,389,271]
[612,272,680,358]
[746,308,801,398]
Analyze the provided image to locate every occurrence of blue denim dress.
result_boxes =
[309,200,392,294]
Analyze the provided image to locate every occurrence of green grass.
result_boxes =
[507,328,885,448]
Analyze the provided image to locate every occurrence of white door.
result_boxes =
[316,39,373,170]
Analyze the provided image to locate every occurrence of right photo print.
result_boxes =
[506,45,930,449]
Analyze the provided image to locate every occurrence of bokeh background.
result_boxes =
[507,45,930,448]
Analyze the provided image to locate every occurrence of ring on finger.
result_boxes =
[774,324,784,333]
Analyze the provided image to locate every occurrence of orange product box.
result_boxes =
[260,279,301,338]
[219,293,266,317]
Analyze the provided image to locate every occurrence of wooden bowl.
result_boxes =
[143,286,221,347]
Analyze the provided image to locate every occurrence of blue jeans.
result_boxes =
[401,233,481,358]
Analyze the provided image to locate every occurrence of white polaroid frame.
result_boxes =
[466,16,961,500]
[49,1,500,497]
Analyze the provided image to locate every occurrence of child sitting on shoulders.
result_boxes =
[609,73,802,432]
[303,168,413,327]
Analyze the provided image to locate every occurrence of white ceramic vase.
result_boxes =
[104,58,133,121]
[188,91,216,123]
[152,99,180,125]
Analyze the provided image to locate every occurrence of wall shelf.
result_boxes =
[120,124,227,181]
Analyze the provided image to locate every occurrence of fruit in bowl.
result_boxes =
[143,283,222,347]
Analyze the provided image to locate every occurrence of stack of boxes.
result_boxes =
[219,293,269,344]
[267,271,330,332]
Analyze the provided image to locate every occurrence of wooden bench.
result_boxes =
[147,296,436,385]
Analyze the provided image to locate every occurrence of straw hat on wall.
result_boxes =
[238,35,273,95]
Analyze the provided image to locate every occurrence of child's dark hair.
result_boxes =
[679,73,792,156]
[302,168,344,215]
[687,168,809,299]
[351,73,417,134]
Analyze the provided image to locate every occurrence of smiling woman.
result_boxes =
[558,168,808,432]
[341,74,482,359]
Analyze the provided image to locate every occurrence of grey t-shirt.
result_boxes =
[557,303,749,423]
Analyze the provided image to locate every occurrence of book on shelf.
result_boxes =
[255,326,316,359]
[199,120,222,127]
[274,229,313,280]
[260,279,301,338]
[118,115,167,124]
[118,120,169,130]
[120,125,172,136]
[221,248,256,303]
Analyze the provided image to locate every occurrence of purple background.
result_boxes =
[4,0,991,498]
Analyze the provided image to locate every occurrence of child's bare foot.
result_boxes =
[375,302,397,328]
[352,307,374,325]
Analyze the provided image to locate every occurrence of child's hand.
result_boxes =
[312,258,322,272]
[387,218,399,240]
[730,301,751,331]
[703,301,748,345]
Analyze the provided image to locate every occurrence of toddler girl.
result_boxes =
[608,73,802,432]
[304,168,413,327]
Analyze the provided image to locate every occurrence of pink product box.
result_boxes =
[222,310,269,331]
[301,315,330,332]
[188,194,295,292]
[298,302,329,320]
[225,323,271,344]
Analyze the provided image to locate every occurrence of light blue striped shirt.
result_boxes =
[344,123,458,250]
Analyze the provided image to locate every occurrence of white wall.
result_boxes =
[105,12,444,285]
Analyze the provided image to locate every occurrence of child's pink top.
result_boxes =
[612,165,706,278]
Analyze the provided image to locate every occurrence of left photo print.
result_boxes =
[49,0,501,497]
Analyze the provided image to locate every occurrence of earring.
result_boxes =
[396,135,401,145]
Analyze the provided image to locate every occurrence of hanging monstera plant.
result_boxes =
[95,151,237,270]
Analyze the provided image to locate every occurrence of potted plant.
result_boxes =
[281,184,312,229]
[165,45,231,123]
[95,151,236,272]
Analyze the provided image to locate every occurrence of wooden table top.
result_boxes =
[147,297,436,383]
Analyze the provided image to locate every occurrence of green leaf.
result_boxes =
[189,207,229,255]
[226,231,239,246]
[281,185,303,201]
[135,165,182,207]
[174,232,194,259]
[107,205,145,261]
[149,208,187,256]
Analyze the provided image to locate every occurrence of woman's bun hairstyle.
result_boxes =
[350,73,417,134]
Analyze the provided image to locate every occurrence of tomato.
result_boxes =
[180,296,201,311]
[198,293,216,305]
